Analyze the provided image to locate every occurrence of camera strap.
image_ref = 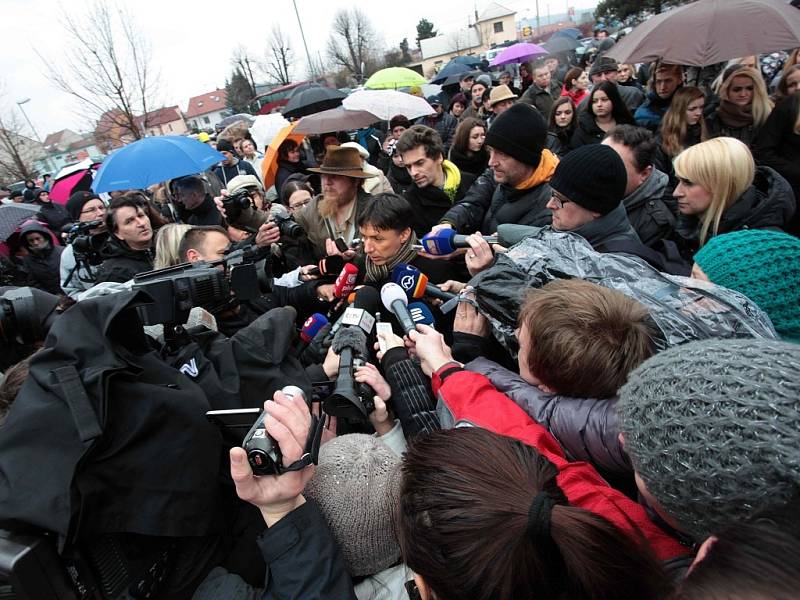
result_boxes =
[278,413,327,473]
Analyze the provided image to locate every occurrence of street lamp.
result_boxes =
[16,97,55,174]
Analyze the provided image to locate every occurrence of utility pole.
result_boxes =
[292,0,315,78]
[536,0,541,37]
[16,98,54,174]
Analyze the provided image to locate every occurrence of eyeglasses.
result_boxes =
[80,204,106,215]
[289,199,311,211]
[550,191,572,209]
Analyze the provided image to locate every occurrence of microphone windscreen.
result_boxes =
[408,301,436,326]
[380,282,408,314]
[331,326,368,355]
[391,263,428,299]
[300,313,329,343]
[320,254,345,276]
[421,229,456,255]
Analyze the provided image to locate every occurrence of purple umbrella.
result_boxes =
[489,42,548,67]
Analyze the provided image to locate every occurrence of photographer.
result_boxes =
[59,191,107,299]
[172,175,224,226]
[94,194,156,284]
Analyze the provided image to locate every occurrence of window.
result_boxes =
[168,124,173,132]
[203,116,210,124]
[493,21,503,33]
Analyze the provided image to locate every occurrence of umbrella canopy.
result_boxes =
[294,107,380,135]
[450,55,485,67]
[261,122,305,190]
[250,114,291,152]
[343,90,435,121]
[54,157,95,180]
[543,36,582,54]
[215,113,255,132]
[364,67,427,90]
[489,42,549,67]
[50,165,99,204]
[430,62,473,85]
[0,204,41,242]
[606,0,800,67]
[289,82,323,97]
[283,86,346,118]
[550,28,581,40]
[92,136,225,193]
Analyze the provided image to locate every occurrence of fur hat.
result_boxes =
[617,338,800,541]
[304,434,401,576]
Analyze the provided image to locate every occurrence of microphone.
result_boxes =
[333,263,359,298]
[391,264,456,302]
[421,230,498,255]
[300,313,329,343]
[381,282,417,336]
[408,301,436,327]
[306,254,346,277]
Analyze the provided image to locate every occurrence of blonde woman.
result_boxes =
[672,137,795,257]
[706,67,773,148]
[153,223,193,269]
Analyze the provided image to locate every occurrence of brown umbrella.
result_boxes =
[606,0,800,67]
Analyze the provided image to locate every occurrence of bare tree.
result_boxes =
[0,85,43,181]
[326,8,379,83]
[232,46,259,92]
[38,2,159,146]
[260,26,294,85]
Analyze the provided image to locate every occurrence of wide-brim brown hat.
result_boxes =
[308,146,376,179]
[488,85,517,107]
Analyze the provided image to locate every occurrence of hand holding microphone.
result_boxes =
[420,228,498,256]
[464,232,496,276]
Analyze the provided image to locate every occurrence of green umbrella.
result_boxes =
[364,67,427,90]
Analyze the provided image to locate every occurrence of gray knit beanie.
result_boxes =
[304,434,401,577]
[618,338,800,541]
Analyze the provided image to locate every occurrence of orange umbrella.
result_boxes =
[261,121,305,190]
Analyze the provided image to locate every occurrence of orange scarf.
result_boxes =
[515,149,559,190]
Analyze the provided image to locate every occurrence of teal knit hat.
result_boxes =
[694,230,800,342]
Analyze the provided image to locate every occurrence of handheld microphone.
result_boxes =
[408,301,436,327]
[333,263,359,298]
[391,264,457,302]
[421,230,498,255]
[300,313,329,343]
[381,283,417,336]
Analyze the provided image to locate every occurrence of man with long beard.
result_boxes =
[297,146,376,259]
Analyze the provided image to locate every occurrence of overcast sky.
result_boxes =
[2,0,597,139]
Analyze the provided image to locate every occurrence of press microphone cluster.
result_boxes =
[381,283,418,335]
[333,263,359,298]
[391,264,456,302]
[421,229,498,255]
[300,313,329,343]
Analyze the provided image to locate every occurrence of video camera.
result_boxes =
[63,220,107,266]
[0,287,61,370]
[221,190,305,239]
[131,243,270,329]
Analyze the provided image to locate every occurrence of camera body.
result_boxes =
[65,220,107,266]
[243,385,306,475]
[272,214,304,240]
[221,188,253,223]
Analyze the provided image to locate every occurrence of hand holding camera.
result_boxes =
[230,388,319,526]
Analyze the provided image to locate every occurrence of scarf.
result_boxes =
[515,150,559,190]
[717,99,754,129]
[442,160,462,202]
[561,85,587,106]
[365,231,419,283]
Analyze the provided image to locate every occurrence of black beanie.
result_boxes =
[216,138,235,154]
[484,103,547,168]
[66,190,102,220]
[549,144,627,215]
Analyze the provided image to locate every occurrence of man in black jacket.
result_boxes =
[433,103,557,236]
[95,195,155,283]
[396,125,476,236]
[33,189,71,234]
[172,175,224,226]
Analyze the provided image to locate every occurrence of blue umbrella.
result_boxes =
[92,136,225,193]
[450,55,484,67]
[550,28,581,40]
[430,62,473,84]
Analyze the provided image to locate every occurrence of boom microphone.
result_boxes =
[391,264,456,302]
[333,263,359,298]
[421,230,498,255]
[381,283,417,336]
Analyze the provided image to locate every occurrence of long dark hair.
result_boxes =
[588,81,635,125]
[451,117,486,157]
[396,427,669,600]
[548,97,577,138]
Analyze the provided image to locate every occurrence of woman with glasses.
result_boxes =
[672,137,796,259]
[280,176,315,215]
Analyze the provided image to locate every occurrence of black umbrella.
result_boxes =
[282,87,346,119]
[543,36,581,54]
[0,204,40,241]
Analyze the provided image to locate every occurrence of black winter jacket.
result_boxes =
[19,221,64,294]
[448,146,489,178]
[705,111,761,149]
[622,169,676,247]
[466,357,630,476]
[381,347,440,438]
[403,169,477,236]
[35,200,71,233]
[387,162,413,195]
[95,235,155,283]
[570,109,607,148]
[674,166,796,259]
[212,159,260,188]
[439,168,552,234]
[176,194,223,226]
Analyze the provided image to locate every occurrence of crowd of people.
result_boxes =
[1,21,800,600]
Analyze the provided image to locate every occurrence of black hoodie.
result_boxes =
[19,221,64,294]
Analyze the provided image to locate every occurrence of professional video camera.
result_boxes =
[0,286,61,370]
[64,219,107,264]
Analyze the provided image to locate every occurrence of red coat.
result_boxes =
[432,367,690,562]
[561,85,588,107]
